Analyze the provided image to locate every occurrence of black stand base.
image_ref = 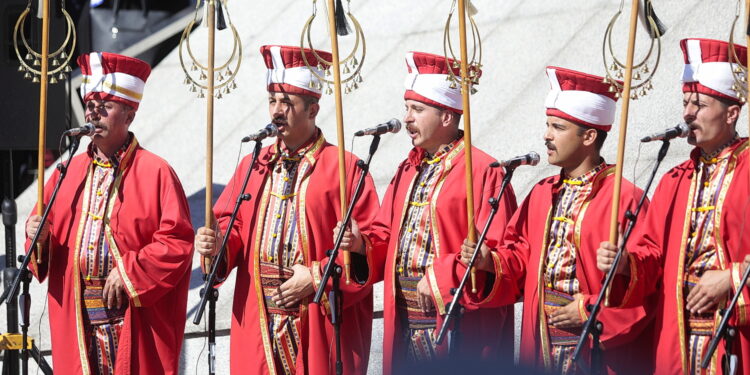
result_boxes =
[329,265,343,375]
[201,286,219,375]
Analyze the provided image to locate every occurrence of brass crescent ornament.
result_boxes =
[178,0,242,99]
[299,0,366,95]
[601,0,664,100]
[728,0,748,103]
[13,1,76,83]
[443,0,482,94]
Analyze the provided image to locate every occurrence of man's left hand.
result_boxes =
[272,264,315,308]
[103,270,127,310]
[686,269,732,315]
[548,293,585,329]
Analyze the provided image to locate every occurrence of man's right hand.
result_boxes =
[26,215,50,244]
[596,241,629,275]
[195,227,220,257]
[460,239,494,273]
[332,220,365,255]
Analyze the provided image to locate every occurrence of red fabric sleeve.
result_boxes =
[115,166,195,307]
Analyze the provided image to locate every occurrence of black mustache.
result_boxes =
[545,141,556,150]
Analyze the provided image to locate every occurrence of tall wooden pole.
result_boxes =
[204,0,216,271]
[36,0,51,263]
[456,0,477,292]
[608,0,640,244]
[325,0,351,284]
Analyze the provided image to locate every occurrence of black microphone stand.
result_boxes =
[312,134,381,375]
[435,164,516,355]
[3,182,20,374]
[0,135,82,375]
[192,140,263,375]
[573,139,672,374]
[700,258,750,374]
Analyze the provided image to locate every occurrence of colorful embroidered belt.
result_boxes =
[260,261,300,317]
[543,288,582,346]
[396,276,436,330]
[82,278,127,325]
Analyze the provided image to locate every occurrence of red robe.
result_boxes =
[474,165,656,374]
[25,136,194,375]
[363,142,518,374]
[615,140,750,375]
[212,134,380,375]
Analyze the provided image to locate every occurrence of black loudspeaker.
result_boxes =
[1,1,72,151]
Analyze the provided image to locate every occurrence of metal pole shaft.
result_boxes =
[325,0,351,284]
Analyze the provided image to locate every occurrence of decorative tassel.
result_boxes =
[216,0,227,31]
[639,0,667,39]
[467,0,478,16]
[334,0,351,36]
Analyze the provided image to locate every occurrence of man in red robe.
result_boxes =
[598,38,750,375]
[461,67,655,374]
[336,51,517,374]
[194,45,380,375]
[24,52,195,374]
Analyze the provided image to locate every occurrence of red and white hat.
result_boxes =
[260,45,332,99]
[680,38,747,104]
[545,67,620,132]
[403,51,480,114]
[78,52,151,110]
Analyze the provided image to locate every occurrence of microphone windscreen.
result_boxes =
[388,119,402,133]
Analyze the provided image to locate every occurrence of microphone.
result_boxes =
[354,119,401,137]
[242,124,278,143]
[640,122,690,143]
[63,123,95,137]
[491,151,541,168]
